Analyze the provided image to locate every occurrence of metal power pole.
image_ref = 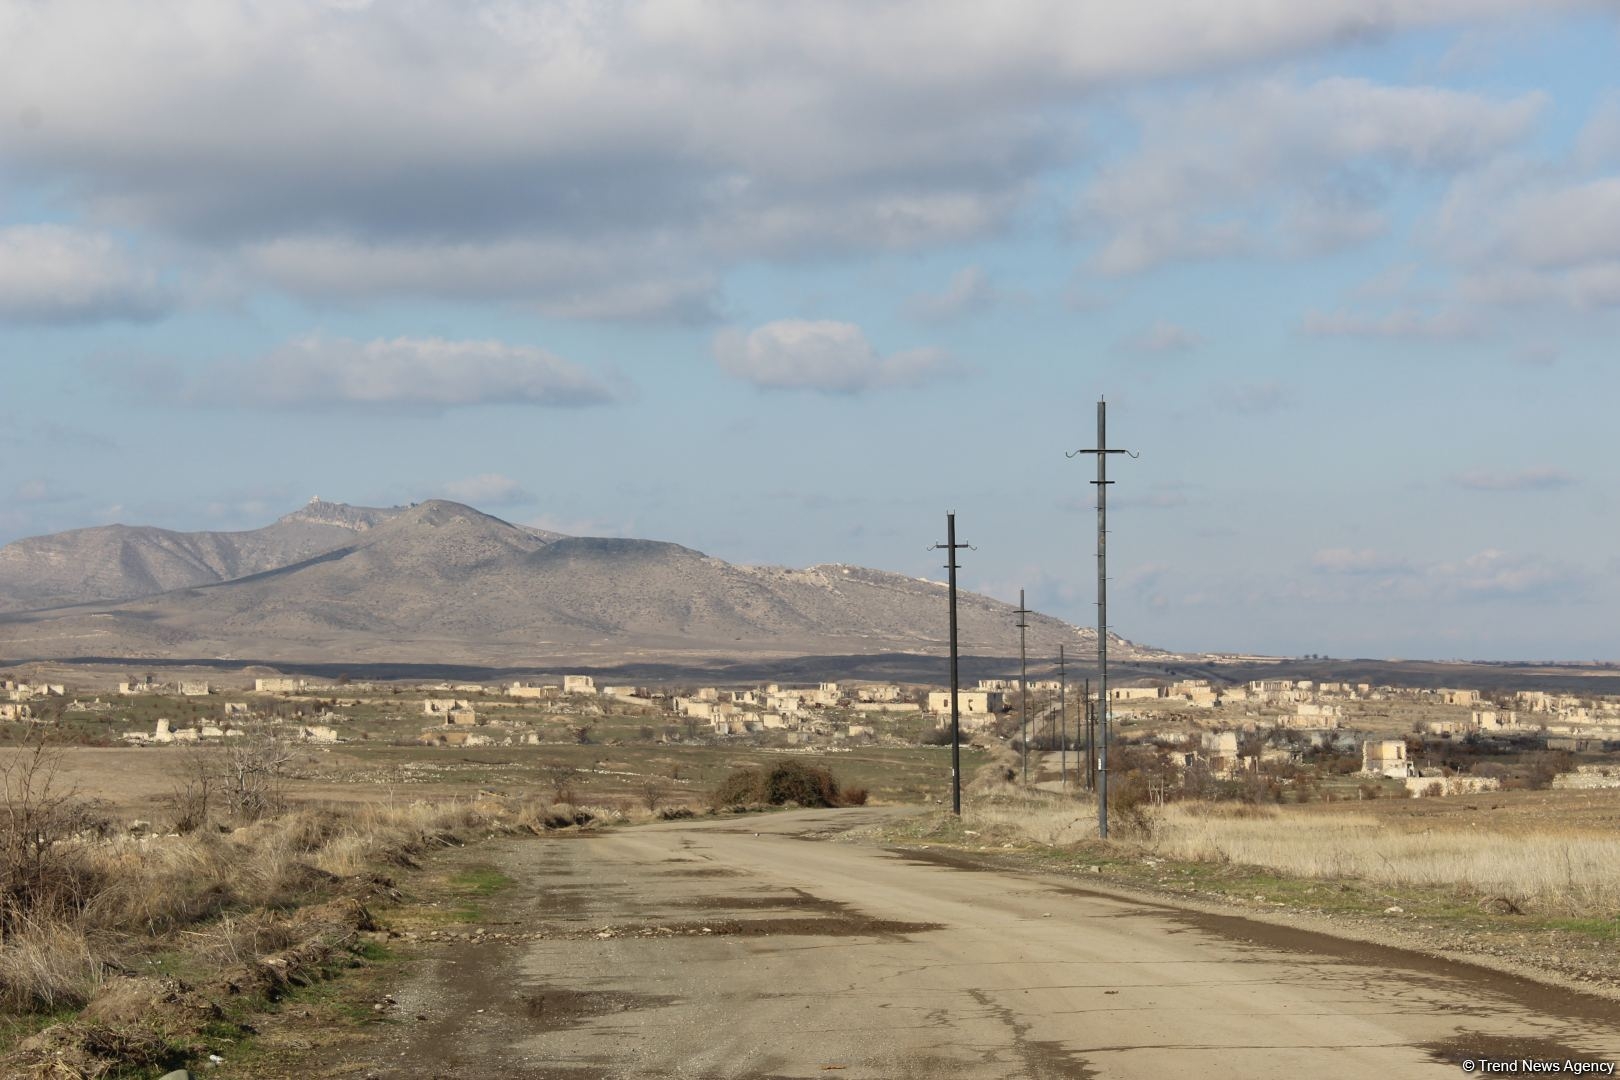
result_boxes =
[932,514,970,815]
[1015,589,1030,785]
[1072,399,1134,838]
[1058,644,1068,789]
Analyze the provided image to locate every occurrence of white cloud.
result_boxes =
[199,335,618,410]
[1081,77,1545,275]
[1431,549,1584,600]
[714,320,953,394]
[437,474,534,506]
[1305,545,1585,603]
[1217,381,1292,414]
[1301,308,1480,340]
[1574,90,1620,171]
[13,480,78,505]
[1452,466,1573,491]
[0,2,1592,314]
[523,513,631,539]
[906,265,999,321]
[1497,177,1620,268]
[245,235,719,323]
[1120,321,1201,355]
[1429,112,1620,316]
[1311,548,1413,575]
[0,225,171,323]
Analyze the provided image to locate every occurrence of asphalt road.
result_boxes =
[366,807,1620,1079]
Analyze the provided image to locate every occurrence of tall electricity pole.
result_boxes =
[1015,589,1030,785]
[1057,644,1068,789]
[1072,399,1134,839]
[932,514,970,815]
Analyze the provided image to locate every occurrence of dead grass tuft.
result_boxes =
[0,920,111,1013]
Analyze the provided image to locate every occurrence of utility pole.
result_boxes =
[1084,678,1094,792]
[1015,588,1030,786]
[1058,644,1067,789]
[932,514,970,815]
[1072,399,1134,839]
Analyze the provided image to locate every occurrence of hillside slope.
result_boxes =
[0,500,1163,665]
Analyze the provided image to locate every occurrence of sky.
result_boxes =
[2,1,1618,663]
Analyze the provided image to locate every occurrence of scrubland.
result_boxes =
[0,735,641,1078]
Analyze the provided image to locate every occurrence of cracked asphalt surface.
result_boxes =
[361,807,1620,1079]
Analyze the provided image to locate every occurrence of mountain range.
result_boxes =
[0,499,1166,667]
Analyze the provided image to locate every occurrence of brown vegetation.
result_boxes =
[711,761,864,809]
[0,734,621,1078]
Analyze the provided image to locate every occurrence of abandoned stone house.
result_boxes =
[926,690,1005,715]
[1361,739,1413,779]
[563,675,595,694]
[507,683,552,699]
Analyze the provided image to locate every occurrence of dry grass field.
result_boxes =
[1147,795,1620,916]
[4,740,956,819]
[890,766,1620,922]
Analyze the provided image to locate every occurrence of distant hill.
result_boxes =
[0,499,1167,666]
[0,499,410,612]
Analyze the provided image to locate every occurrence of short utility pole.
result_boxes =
[1015,589,1031,785]
[1084,678,1094,792]
[1058,644,1068,789]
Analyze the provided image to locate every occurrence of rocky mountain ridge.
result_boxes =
[0,500,1166,666]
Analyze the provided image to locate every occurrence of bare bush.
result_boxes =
[0,737,103,936]
[213,726,297,821]
[543,762,579,804]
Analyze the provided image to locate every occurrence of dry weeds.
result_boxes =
[945,783,1620,918]
[1146,802,1620,916]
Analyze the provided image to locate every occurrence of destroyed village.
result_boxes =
[5,2,1620,1077]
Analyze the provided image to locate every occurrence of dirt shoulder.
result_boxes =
[854,811,1620,1004]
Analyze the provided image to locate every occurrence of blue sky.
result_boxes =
[3,2,1618,662]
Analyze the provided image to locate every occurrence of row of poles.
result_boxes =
[935,399,1132,838]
